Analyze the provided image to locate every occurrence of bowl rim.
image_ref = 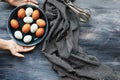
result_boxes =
[7,4,48,46]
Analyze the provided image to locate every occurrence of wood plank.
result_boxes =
[0,0,120,80]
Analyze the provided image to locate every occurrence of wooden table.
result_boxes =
[0,0,120,80]
[78,0,120,72]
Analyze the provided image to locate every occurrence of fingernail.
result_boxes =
[34,4,39,7]
[20,55,25,58]
[33,46,36,48]
[18,54,25,58]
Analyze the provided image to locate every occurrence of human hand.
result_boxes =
[8,40,35,58]
[6,0,39,7]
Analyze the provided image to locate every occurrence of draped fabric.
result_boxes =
[42,0,119,79]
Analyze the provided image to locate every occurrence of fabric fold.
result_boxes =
[42,0,119,79]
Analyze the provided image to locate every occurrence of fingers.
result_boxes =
[17,3,26,7]
[21,46,36,52]
[28,0,39,5]
[27,2,39,7]
[10,46,35,58]
[12,52,25,58]
[16,0,39,7]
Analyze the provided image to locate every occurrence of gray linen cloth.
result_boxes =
[41,0,120,80]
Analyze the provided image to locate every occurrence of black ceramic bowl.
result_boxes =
[7,5,48,46]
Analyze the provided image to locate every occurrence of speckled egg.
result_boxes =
[36,19,46,28]
[17,8,25,19]
[32,10,40,20]
[23,17,33,23]
[22,24,30,33]
[30,23,38,33]
[36,28,44,37]
[23,35,32,43]
[14,31,23,40]
[25,7,33,16]
[10,19,19,29]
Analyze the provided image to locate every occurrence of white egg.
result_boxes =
[23,35,32,43]
[25,7,33,16]
[23,17,33,23]
[30,23,38,33]
[14,31,23,40]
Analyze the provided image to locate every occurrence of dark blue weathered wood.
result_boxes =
[0,0,120,80]
[75,0,120,71]
[0,1,58,80]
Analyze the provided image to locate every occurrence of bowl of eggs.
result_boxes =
[7,5,48,46]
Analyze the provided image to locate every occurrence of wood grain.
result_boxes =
[0,0,120,80]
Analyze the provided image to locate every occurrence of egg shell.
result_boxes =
[23,35,32,43]
[36,19,46,28]
[25,7,33,16]
[10,19,19,29]
[14,31,23,40]
[23,17,33,23]
[22,24,30,33]
[30,23,38,33]
[36,28,44,37]
[32,10,40,20]
[17,8,25,19]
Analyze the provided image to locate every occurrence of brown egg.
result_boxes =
[22,24,30,33]
[17,8,25,19]
[36,19,46,28]
[36,28,44,37]
[10,19,19,29]
[32,10,40,20]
